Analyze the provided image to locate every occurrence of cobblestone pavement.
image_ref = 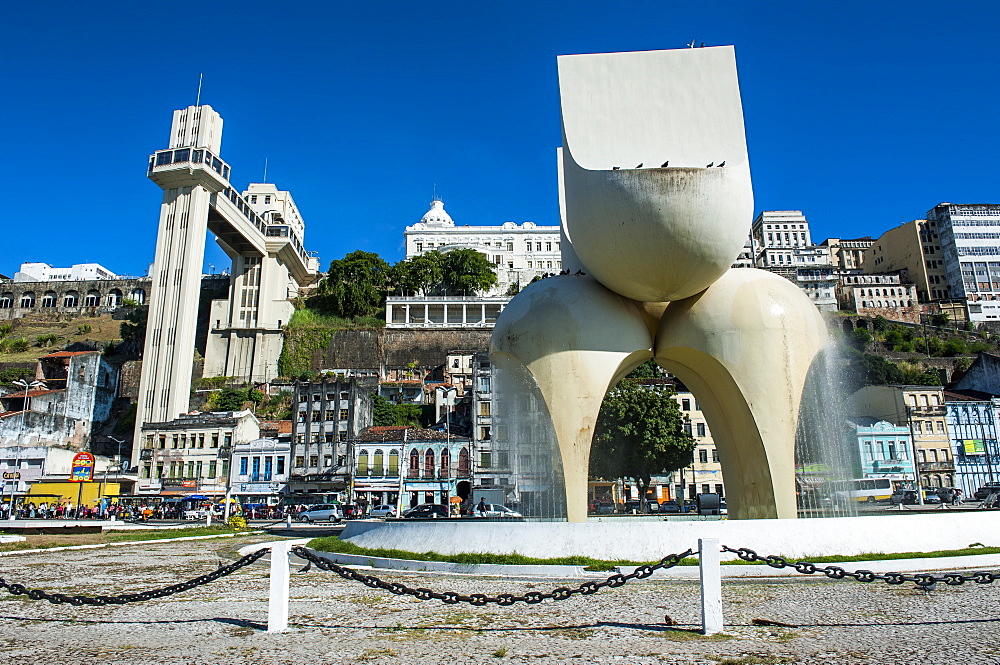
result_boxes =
[2,537,1000,665]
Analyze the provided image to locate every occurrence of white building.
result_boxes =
[14,262,118,282]
[751,210,818,268]
[928,203,1000,321]
[404,198,561,297]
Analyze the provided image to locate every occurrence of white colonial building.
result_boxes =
[403,198,561,297]
[14,262,118,282]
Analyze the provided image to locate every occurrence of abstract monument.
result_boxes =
[491,46,828,521]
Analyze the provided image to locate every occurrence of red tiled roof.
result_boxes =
[39,351,98,359]
[358,426,470,443]
[261,420,293,434]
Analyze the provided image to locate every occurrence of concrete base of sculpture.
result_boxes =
[341,513,1000,561]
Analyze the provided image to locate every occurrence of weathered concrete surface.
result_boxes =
[1,535,999,665]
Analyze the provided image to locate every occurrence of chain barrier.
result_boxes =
[0,547,270,606]
[722,545,999,588]
[290,545,694,605]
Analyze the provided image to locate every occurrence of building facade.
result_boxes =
[14,262,119,283]
[838,273,921,323]
[853,420,916,484]
[229,436,292,505]
[288,378,373,500]
[403,198,561,297]
[928,203,1000,321]
[819,237,875,271]
[138,410,260,497]
[864,218,952,305]
[943,392,1000,496]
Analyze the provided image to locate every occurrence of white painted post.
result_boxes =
[286,514,292,530]
[206,512,212,527]
[699,537,723,635]
[267,542,292,633]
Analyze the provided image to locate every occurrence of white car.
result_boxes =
[183,508,222,520]
[369,504,397,518]
[297,504,342,523]
[474,504,522,518]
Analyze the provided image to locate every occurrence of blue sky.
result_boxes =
[3,1,998,278]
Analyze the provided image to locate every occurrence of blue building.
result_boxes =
[852,420,916,484]
[944,390,1000,496]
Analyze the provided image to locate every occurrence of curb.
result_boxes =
[0,530,265,557]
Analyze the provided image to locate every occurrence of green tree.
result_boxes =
[392,251,444,295]
[440,249,498,295]
[871,316,892,335]
[849,327,872,350]
[371,393,432,427]
[209,386,264,412]
[314,251,392,318]
[590,380,696,504]
[626,359,662,379]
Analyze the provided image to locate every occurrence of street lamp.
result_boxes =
[6,379,45,521]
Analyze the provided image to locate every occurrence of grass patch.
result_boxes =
[0,526,258,552]
[308,537,1000,569]
[307,536,698,570]
[662,629,733,642]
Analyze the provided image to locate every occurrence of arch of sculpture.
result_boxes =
[491,46,828,521]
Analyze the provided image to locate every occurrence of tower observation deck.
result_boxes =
[133,105,318,465]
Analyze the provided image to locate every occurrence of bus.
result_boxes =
[826,478,894,504]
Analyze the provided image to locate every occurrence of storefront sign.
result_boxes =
[69,452,95,482]
[963,439,986,455]
[236,482,284,494]
[1,469,42,481]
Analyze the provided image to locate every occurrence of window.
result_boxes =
[339,409,348,420]
[251,457,260,480]
[389,450,399,476]
[309,455,318,467]
[264,457,273,481]
[698,449,708,463]
[239,457,248,475]
[480,452,491,469]
[277,456,285,475]
[681,399,690,411]
[936,421,945,434]
[294,456,305,468]
[424,449,435,476]
[208,461,217,478]
[373,450,384,476]
[712,449,719,462]
[696,423,706,437]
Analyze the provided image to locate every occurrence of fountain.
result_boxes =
[340,46,997,559]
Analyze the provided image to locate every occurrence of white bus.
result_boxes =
[826,478,894,504]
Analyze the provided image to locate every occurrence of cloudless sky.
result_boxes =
[3,0,998,278]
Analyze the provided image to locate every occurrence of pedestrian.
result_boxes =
[477,497,488,516]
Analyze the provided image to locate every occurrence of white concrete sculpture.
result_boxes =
[491,46,828,521]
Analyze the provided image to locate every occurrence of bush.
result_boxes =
[0,337,31,353]
[227,514,248,530]
[76,324,92,335]
[0,323,12,338]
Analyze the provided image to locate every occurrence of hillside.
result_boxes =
[0,313,125,365]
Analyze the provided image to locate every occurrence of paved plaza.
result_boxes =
[2,536,1000,665]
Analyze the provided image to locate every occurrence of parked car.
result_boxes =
[401,503,449,519]
[659,500,682,513]
[369,504,397,518]
[974,484,1000,501]
[472,503,523,518]
[624,499,660,514]
[889,490,942,506]
[297,504,342,523]
[183,508,222,520]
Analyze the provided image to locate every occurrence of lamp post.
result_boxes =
[7,379,45,521]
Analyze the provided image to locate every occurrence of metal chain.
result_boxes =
[722,545,999,588]
[291,545,694,605]
[0,547,270,606]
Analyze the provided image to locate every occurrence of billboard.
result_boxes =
[69,452,95,482]
[962,439,986,455]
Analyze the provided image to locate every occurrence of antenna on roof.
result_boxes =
[432,183,440,202]
[262,157,268,183]
[195,73,203,107]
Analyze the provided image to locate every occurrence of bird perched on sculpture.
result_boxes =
[635,163,643,168]
[717,161,725,167]
[660,160,669,167]
[706,162,714,167]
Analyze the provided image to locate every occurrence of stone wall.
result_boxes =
[311,329,492,373]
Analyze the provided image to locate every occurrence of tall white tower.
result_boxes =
[134,105,316,465]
